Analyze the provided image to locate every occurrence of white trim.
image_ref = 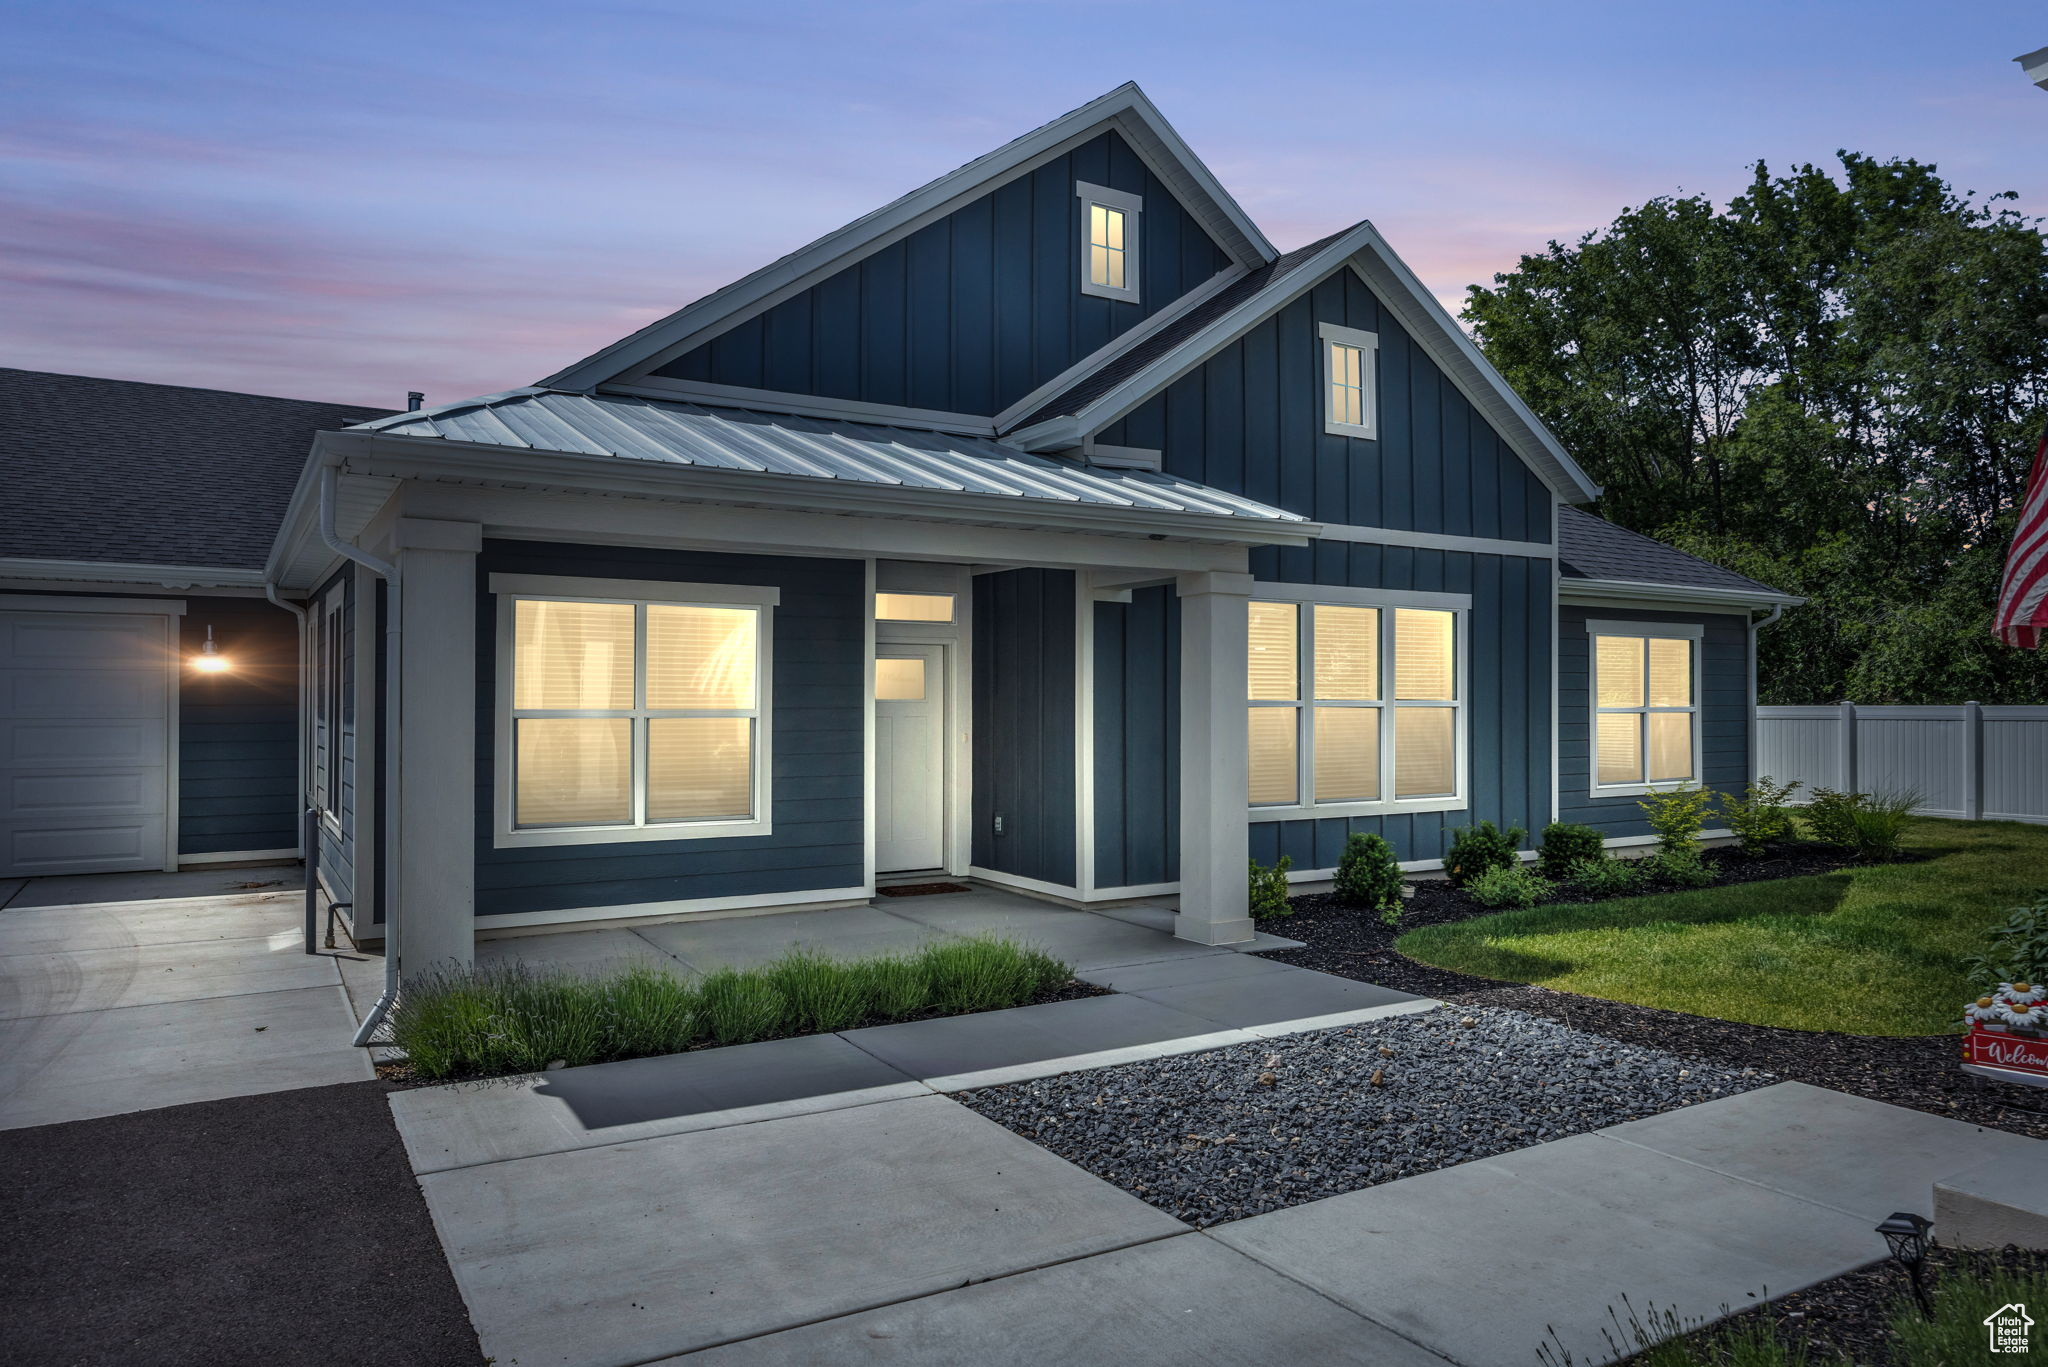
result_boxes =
[541,83,1274,392]
[1074,572,1096,896]
[488,573,781,607]
[0,593,188,615]
[1085,880,1180,900]
[1247,582,1471,610]
[862,558,878,891]
[600,378,998,437]
[475,886,873,931]
[491,586,776,849]
[1584,618,1703,639]
[180,847,300,866]
[1253,797,1468,823]
[1550,497,1562,825]
[1561,577,1803,610]
[1082,443,1163,472]
[1312,523,1555,559]
[1587,623,1704,796]
[1077,180,1142,304]
[0,557,266,588]
[968,865,1083,899]
[1319,321,1379,440]
[1273,828,1740,882]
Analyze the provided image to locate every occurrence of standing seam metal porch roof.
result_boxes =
[354,388,1309,527]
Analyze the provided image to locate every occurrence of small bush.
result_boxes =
[1719,776,1802,855]
[599,963,700,1058]
[1249,855,1294,920]
[697,968,787,1045]
[1965,891,2048,991]
[1650,848,1717,888]
[1566,855,1644,896]
[1637,785,1714,857]
[1846,787,1920,861]
[1804,786,1865,847]
[919,936,1065,1014]
[1443,820,1526,887]
[1538,822,1605,880]
[1466,862,1552,909]
[767,951,871,1034]
[1333,832,1404,911]
[862,954,931,1021]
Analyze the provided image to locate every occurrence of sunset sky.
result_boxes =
[3,0,2042,410]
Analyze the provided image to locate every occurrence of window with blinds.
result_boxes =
[1247,598,1461,812]
[1591,630,1697,789]
[506,595,765,834]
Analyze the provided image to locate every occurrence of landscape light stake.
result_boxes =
[1875,1211,1934,1315]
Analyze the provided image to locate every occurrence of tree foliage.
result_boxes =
[1464,153,2048,703]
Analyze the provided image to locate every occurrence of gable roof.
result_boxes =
[0,368,386,574]
[1001,220,1604,504]
[538,83,1276,394]
[1558,506,1792,600]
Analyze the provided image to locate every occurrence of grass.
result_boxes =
[387,935,1073,1080]
[1397,818,2048,1036]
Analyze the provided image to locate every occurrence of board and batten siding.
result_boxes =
[652,131,1232,417]
[1556,605,1749,838]
[471,540,865,919]
[1093,583,1179,889]
[177,594,301,858]
[972,568,1077,886]
[1093,267,1554,541]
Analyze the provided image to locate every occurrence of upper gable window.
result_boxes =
[1077,182,1142,304]
[1320,322,1380,440]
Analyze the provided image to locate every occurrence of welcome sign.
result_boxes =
[1965,1027,2048,1087]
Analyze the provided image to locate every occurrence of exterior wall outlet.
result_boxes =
[993,813,1005,835]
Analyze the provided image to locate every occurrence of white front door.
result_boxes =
[875,644,946,873]
[0,610,173,877]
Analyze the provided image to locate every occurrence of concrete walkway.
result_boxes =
[0,865,373,1129]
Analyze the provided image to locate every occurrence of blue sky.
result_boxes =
[2,1,2042,409]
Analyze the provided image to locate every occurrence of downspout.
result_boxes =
[262,582,317,954]
[1749,604,1785,784]
[317,463,403,1047]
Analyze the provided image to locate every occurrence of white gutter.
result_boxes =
[317,464,403,1048]
[1749,603,1787,784]
[262,582,310,860]
[1559,576,1805,611]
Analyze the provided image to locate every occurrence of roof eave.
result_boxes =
[0,556,270,588]
[1559,576,1803,610]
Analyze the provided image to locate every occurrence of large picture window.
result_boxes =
[1247,590,1465,817]
[492,575,777,847]
[1589,622,1699,793]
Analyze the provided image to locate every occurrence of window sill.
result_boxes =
[1323,420,1378,441]
[1249,796,1467,822]
[1589,782,1697,799]
[494,818,773,850]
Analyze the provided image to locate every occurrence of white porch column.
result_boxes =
[1176,570,1254,945]
[392,518,480,974]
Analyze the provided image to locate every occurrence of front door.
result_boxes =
[876,644,946,873]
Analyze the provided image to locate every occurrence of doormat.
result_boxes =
[879,882,972,897]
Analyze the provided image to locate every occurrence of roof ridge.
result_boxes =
[0,366,386,414]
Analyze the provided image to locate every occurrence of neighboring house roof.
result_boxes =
[0,368,386,573]
[354,388,1309,531]
[539,82,1276,393]
[1557,506,1791,599]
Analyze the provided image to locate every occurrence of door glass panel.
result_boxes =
[647,605,756,710]
[1648,638,1693,707]
[1247,708,1298,805]
[874,592,954,623]
[1393,708,1455,797]
[1393,610,1455,700]
[1648,712,1694,782]
[648,717,753,821]
[1314,706,1379,801]
[1314,605,1378,700]
[1597,712,1643,785]
[515,717,631,826]
[514,600,634,711]
[1596,636,1645,708]
[875,657,926,701]
[1247,602,1299,701]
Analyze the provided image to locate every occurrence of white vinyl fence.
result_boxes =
[1756,703,2048,824]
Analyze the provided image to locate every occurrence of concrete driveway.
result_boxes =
[0,864,372,1129]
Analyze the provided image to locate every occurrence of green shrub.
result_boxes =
[1566,854,1644,896]
[1333,832,1404,911]
[1650,848,1717,888]
[1249,855,1294,919]
[766,951,871,1034]
[1845,787,1920,861]
[599,963,700,1058]
[697,968,787,1045]
[1538,822,1605,880]
[385,962,612,1079]
[862,954,931,1021]
[1637,785,1714,857]
[1466,862,1552,909]
[1966,891,2048,990]
[1443,820,1526,887]
[918,936,1066,1014]
[1804,786,1865,847]
[1719,776,1802,855]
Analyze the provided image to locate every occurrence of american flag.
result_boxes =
[1995,416,2048,649]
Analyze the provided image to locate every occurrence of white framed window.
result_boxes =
[1587,620,1702,795]
[1247,585,1468,820]
[1320,321,1379,440]
[490,573,779,848]
[1077,181,1141,303]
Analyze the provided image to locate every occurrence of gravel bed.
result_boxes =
[957,1005,1770,1228]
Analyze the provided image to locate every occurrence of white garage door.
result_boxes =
[0,609,173,877]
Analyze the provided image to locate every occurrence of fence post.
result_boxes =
[1962,701,1982,821]
[1839,701,1857,792]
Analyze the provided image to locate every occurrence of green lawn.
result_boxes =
[1396,818,2048,1036]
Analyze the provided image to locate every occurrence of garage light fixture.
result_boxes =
[192,625,230,674]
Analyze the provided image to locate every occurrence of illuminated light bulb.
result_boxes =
[192,625,231,674]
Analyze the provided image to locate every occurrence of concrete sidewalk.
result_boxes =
[0,865,374,1129]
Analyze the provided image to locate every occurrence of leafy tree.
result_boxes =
[1465,153,2048,703]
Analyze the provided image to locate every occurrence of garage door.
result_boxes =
[0,610,173,877]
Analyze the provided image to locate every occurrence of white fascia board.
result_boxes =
[538,83,1273,394]
[1558,576,1805,611]
[0,556,268,588]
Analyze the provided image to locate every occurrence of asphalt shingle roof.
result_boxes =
[0,369,387,571]
[1556,505,1784,596]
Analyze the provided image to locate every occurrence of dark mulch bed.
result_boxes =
[878,881,973,897]
[1259,847,2048,1140]
[1625,1245,2048,1364]
[0,1081,483,1367]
